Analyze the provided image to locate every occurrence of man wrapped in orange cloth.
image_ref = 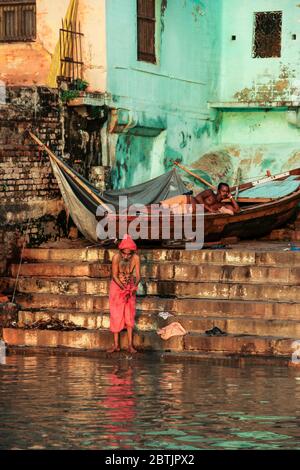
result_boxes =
[108,234,141,354]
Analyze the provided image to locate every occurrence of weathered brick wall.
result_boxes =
[0,229,5,276]
[0,87,65,275]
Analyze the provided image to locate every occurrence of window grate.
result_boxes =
[59,19,84,82]
[253,11,282,58]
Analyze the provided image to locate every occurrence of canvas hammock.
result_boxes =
[50,155,188,242]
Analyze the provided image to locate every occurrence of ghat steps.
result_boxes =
[2,243,300,359]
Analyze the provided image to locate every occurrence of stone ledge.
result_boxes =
[2,328,295,358]
[184,333,293,357]
[2,328,184,352]
[9,261,300,284]
[3,277,299,302]
[14,294,300,320]
[21,247,300,266]
[17,310,300,338]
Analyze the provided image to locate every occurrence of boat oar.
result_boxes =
[28,131,112,213]
[173,161,216,190]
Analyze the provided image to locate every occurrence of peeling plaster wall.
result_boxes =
[0,0,107,91]
[106,0,222,188]
[210,110,300,183]
[219,0,300,103]
[78,0,107,92]
[202,0,300,185]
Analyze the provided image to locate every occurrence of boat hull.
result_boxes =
[204,194,299,242]
[108,190,300,243]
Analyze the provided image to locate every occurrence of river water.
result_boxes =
[0,354,299,450]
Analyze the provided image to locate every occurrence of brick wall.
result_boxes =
[0,86,65,275]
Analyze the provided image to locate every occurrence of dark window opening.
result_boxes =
[231,35,236,41]
[253,11,282,58]
[0,0,36,42]
[137,0,156,64]
[292,34,297,40]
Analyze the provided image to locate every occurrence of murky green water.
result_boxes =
[0,355,300,450]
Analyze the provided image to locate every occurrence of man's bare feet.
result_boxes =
[107,346,120,353]
[127,346,137,354]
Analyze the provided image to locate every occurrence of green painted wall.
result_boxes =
[211,0,300,184]
[212,110,300,183]
[105,0,300,190]
[106,0,222,188]
[219,0,300,103]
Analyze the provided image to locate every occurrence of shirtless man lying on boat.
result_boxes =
[195,183,240,215]
[160,182,240,215]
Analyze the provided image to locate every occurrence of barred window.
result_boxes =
[137,0,156,64]
[0,0,36,42]
[253,11,282,58]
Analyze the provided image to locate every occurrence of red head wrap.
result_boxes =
[118,234,137,251]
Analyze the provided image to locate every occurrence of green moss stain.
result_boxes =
[183,0,205,21]
[161,0,168,33]
[193,122,211,139]
[164,147,183,169]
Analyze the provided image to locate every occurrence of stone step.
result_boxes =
[9,262,300,284]
[17,310,151,331]
[184,332,294,357]
[2,327,295,358]
[3,277,300,302]
[14,293,300,320]
[22,247,300,267]
[3,327,182,352]
[9,263,111,279]
[264,229,300,242]
[17,309,300,338]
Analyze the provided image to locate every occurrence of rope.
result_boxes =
[12,218,31,304]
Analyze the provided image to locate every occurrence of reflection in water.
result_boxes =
[102,365,136,449]
[0,355,300,449]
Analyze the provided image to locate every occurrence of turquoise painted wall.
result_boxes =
[208,0,300,185]
[209,110,300,183]
[219,0,300,103]
[105,0,300,190]
[105,0,222,188]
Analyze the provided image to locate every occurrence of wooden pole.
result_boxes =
[234,167,242,200]
[28,131,111,212]
[173,161,216,190]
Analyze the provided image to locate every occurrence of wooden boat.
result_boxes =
[203,185,300,242]
[28,132,300,244]
[107,169,300,243]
